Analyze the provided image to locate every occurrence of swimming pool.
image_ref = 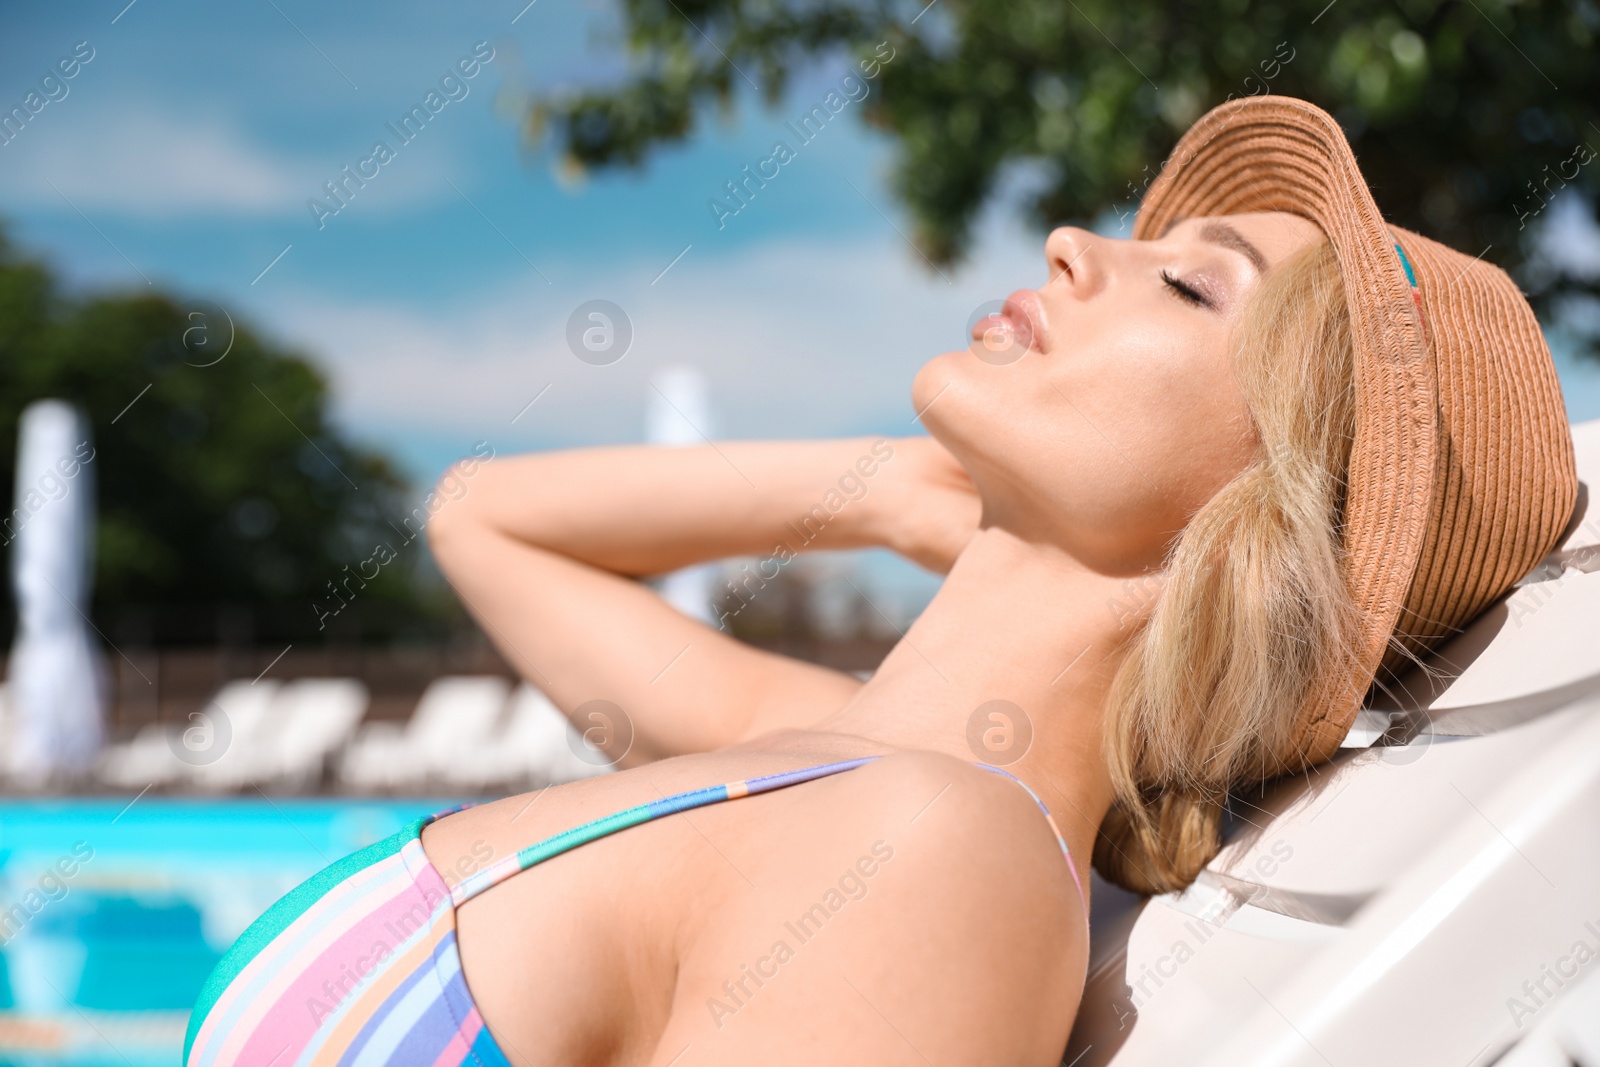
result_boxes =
[0,797,461,1067]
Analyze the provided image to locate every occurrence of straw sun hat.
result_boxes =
[1132,95,1578,771]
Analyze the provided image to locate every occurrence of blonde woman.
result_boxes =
[186,96,1576,1067]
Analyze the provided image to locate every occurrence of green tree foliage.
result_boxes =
[523,0,1600,343]
[0,229,447,643]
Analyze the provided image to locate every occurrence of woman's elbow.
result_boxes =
[424,462,488,575]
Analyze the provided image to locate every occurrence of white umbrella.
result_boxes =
[5,399,106,782]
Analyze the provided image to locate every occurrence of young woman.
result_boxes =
[185,97,1576,1067]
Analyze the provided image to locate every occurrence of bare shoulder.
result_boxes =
[828,751,1086,938]
[665,751,1089,1066]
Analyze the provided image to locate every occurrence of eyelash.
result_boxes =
[1161,270,1212,309]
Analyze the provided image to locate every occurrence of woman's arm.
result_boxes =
[427,436,979,763]
[443,438,904,575]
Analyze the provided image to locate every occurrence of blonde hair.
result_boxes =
[1093,239,1360,895]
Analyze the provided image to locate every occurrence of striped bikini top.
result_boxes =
[184,756,1086,1067]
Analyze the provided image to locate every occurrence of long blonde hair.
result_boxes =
[1094,238,1360,895]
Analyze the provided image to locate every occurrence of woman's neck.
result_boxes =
[819,525,1151,862]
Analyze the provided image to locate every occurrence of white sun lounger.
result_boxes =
[436,683,614,793]
[191,677,367,793]
[338,675,511,793]
[265,678,369,792]
[1066,416,1600,1065]
[99,679,282,791]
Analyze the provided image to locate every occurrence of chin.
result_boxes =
[910,351,965,432]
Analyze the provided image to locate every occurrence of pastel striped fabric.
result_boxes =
[184,755,1083,1067]
[183,806,514,1067]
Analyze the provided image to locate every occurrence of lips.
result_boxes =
[970,290,1042,356]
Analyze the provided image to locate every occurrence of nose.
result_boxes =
[1044,226,1106,299]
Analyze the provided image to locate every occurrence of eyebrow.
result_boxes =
[1159,216,1270,274]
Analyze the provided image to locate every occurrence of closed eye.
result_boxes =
[1161,269,1214,310]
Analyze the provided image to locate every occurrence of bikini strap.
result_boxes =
[973,763,1090,932]
[445,756,1091,941]
[448,757,880,905]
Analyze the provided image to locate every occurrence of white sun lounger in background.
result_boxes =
[1066,416,1600,1066]
[338,675,510,793]
[259,678,369,792]
[98,722,179,790]
[100,679,282,791]
[187,677,366,793]
[437,683,615,794]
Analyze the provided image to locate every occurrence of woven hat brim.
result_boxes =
[1132,96,1439,768]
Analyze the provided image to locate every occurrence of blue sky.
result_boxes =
[0,0,1048,478]
[5,0,1600,615]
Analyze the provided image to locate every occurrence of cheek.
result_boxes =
[1068,329,1256,517]
[1159,346,1256,488]
[1039,325,1255,564]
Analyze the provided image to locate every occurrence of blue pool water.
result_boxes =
[0,797,462,1066]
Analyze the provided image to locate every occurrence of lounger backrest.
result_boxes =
[406,675,512,754]
[271,678,369,772]
[503,683,583,779]
[504,684,567,743]
[188,679,282,777]
[1560,417,1600,554]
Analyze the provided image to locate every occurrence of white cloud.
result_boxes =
[0,106,301,216]
[0,103,454,220]
[255,221,1046,468]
